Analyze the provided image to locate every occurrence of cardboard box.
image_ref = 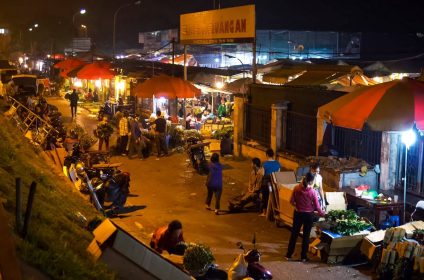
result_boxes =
[320,230,368,264]
[88,219,193,280]
[271,172,298,226]
[325,192,347,212]
[360,237,381,261]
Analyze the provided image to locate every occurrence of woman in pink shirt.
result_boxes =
[286,172,325,262]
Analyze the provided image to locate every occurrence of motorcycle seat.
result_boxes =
[92,163,122,169]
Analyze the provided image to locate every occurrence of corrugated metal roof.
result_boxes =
[286,70,347,86]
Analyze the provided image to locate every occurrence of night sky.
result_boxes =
[1,0,423,54]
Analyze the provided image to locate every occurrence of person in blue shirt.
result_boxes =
[260,148,281,216]
[205,153,223,215]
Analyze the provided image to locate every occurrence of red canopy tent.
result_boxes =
[54,58,87,78]
[53,58,86,70]
[134,75,201,99]
[76,62,115,80]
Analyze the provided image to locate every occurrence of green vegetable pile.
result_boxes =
[183,243,215,274]
[212,126,234,140]
[327,210,373,236]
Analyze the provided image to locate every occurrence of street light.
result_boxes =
[81,25,87,37]
[71,9,86,55]
[72,9,86,25]
[401,129,417,223]
[113,1,141,59]
[225,54,245,78]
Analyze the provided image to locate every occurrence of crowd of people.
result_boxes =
[182,96,233,130]
[93,109,172,160]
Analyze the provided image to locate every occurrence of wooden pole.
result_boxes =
[252,39,257,84]
[22,182,37,239]
[15,178,22,234]
[183,45,187,127]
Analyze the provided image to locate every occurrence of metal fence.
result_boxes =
[333,126,382,165]
[283,111,317,156]
[244,104,271,146]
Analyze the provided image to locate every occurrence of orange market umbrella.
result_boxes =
[134,75,201,99]
[317,78,424,131]
[53,58,85,70]
[76,62,115,80]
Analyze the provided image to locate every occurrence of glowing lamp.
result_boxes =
[215,81,224,89]
[118,81,125,91]
[18,57,23,64]
[401,128,417,224]
[80,9,86,15]
[401,129,416,149]
[74,80,83,88]
[95,79,102,88]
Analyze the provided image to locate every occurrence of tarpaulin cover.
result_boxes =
[317,78,424,131]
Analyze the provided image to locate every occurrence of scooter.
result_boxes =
[92,169,130,211]
[228,235,272,280]
[64,144,130,212]
[186,137,209,175]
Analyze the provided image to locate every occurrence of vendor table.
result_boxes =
[344,188,404,227]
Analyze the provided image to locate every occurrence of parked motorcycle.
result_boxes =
[228,235,272,280]
[186,137,209,175]
[91,168,130,211]
[64,144,130,212]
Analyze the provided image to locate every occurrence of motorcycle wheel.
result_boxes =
[112,192,127,209]
[95,188,105,207]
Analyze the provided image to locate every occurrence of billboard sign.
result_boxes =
[180,5,255,45]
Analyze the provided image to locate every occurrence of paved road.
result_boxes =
[48,96,373,280]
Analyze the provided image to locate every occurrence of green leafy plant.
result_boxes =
[183,243,215,275]
[183,129,203,141]
[94,122,114,139]
[326,210,372,236]
[212,126,234,140]
[327,210,358,221]
[69,123,85,139]
[79,133,96,151]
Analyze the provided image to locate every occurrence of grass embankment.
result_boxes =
[0,100,116,279]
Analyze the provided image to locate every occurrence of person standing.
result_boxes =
[310,162,326,211]
[286,172,325,262]
[217,99,227,118]
[154,110,168,157]
[205,153,223,215]
[69,89,79,119]
[260,148,281,216]
[95,117,113,151]
[128,116,145,159]
[118,111,130,155]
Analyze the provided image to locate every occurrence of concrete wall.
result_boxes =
[240,144,300,171]
[249,83,345,115]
